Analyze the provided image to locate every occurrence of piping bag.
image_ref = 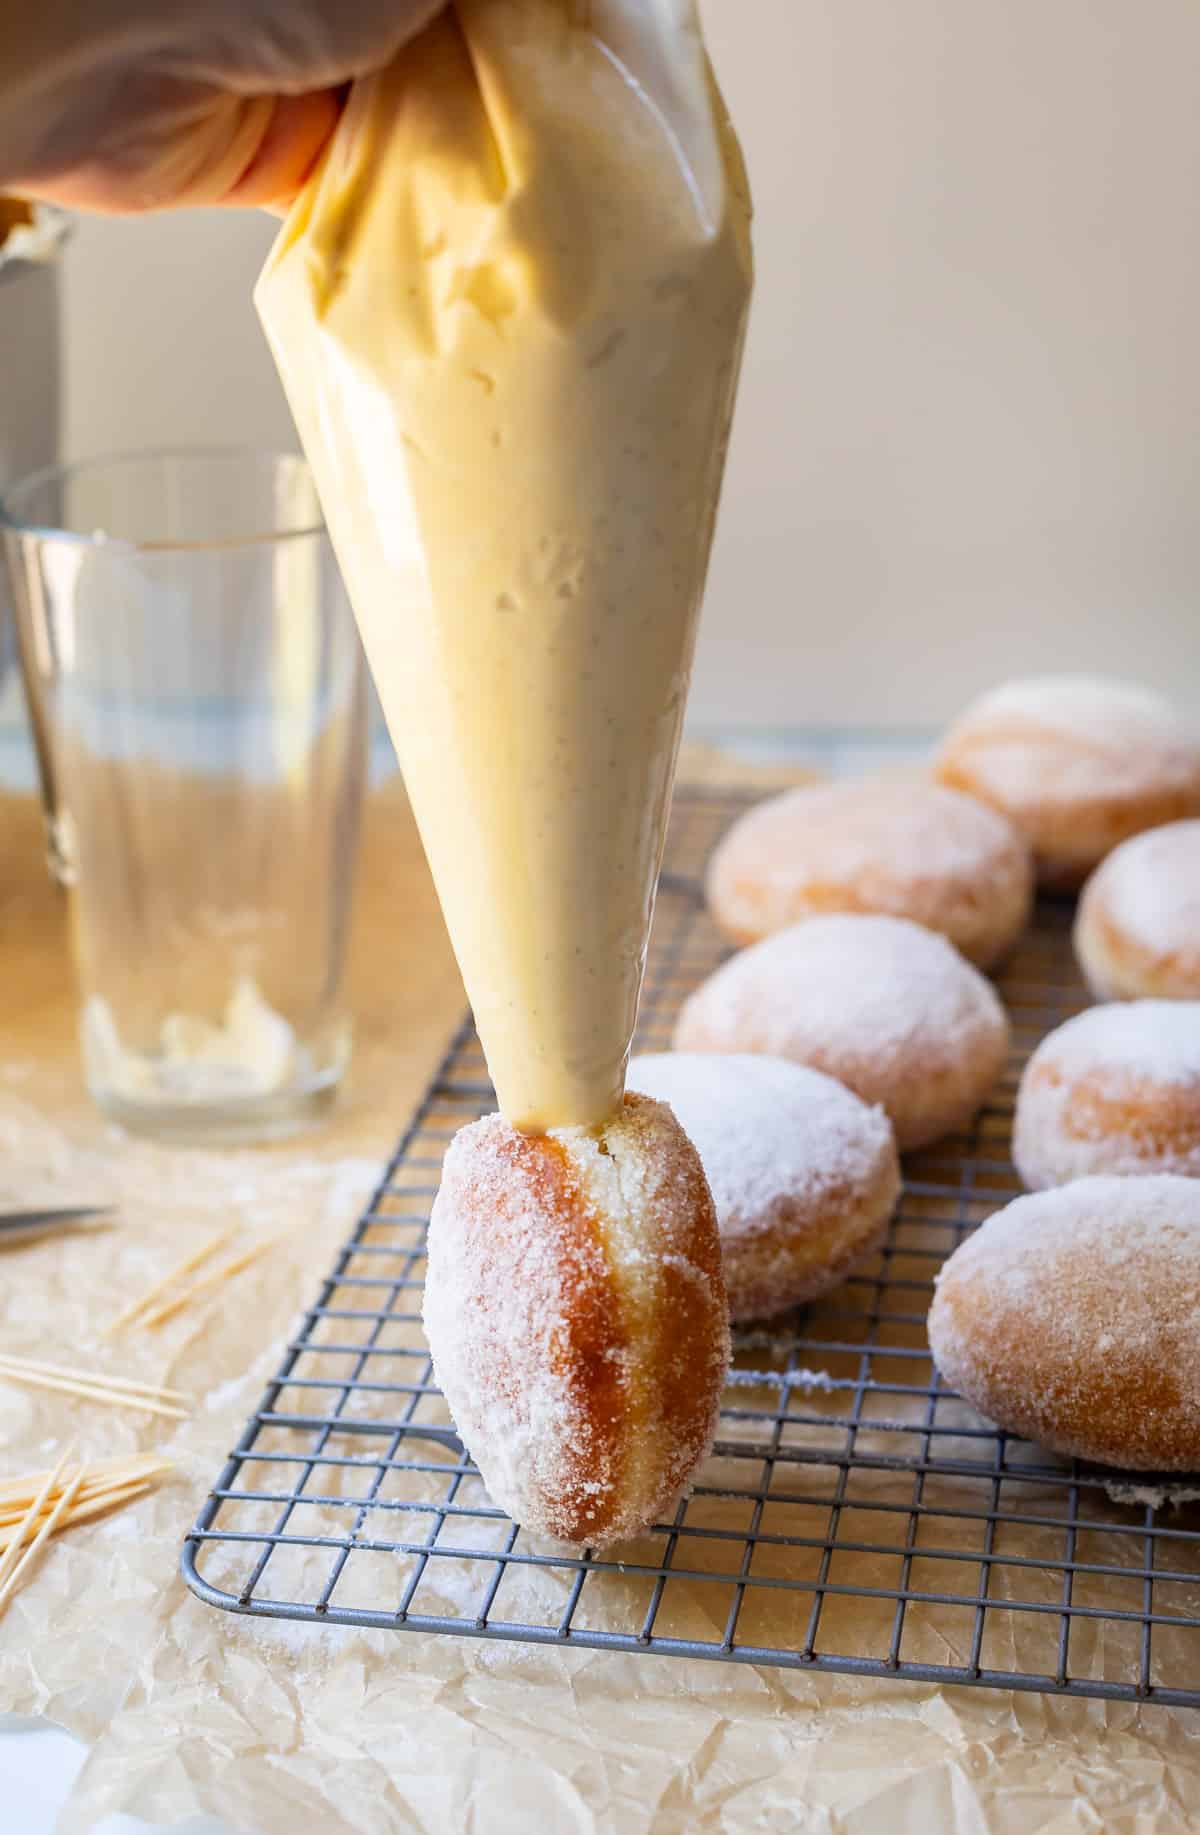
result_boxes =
[256,0,752,1131]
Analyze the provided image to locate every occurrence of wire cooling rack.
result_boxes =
[183,786,1200,1705]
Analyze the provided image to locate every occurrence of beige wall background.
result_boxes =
[60,0,1200,730]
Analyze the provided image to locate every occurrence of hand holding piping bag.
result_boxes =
[0,0,444,213]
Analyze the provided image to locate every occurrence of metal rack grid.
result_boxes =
[183,786,1200,1705]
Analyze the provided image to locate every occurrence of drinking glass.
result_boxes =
[0,449,367,1142]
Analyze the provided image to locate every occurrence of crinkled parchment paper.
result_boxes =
[2,771,1200,1834]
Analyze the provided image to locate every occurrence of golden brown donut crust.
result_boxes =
[674,915,1011,1153]
[423,1093,729,1545]
[940,757,1198,890]
[1076,904,1200,1001]
[727,1147,898,1319]
[1075,823,1200,1000]
[1012,1002,1200,1187]
[929,1176,1200,1471]
[1018,1063,1200,1179]
[706,778,1033,967]
[934,680,1200,889]
[629,1053,900,1319]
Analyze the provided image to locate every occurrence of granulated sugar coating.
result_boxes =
[674,914,1009,1151]
[929,1174,1200,1471]
[1075,820,1200,1000]
[422,1093,729,1547]
[629,1053,899,1319]
[1014,1001,1200,1187]
[934,675,1200,889]
[1090,823,1200,953]
[940,677,1200,800]
[705,777,1032,967]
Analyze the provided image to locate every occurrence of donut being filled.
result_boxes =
[423,1094,729,1545]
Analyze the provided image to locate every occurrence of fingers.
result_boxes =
[13,87,340,216]
[3,1,450,218]
[218,90,341,211]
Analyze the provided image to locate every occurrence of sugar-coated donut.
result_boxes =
[1075,820,1200,1001]
[929,1175,1200,1470]
[934,675,1200,890]
[1013,1001,1200,1188]
[629,1053,900,1320]
[705,777,1032,967]
[423,1094,729,1545]
[674,914,1010,1152]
